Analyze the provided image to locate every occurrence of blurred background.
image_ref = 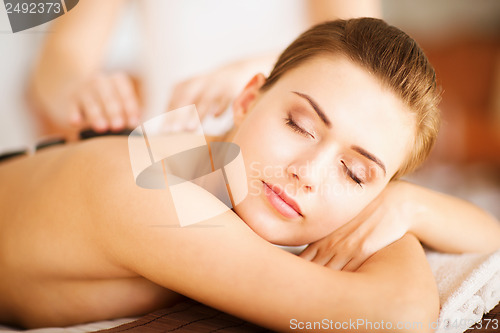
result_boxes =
[0,0,499,217]
[382,0,500,219]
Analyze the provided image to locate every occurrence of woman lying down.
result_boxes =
[1,18,499,332]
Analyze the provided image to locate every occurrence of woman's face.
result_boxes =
[230,56,415,246]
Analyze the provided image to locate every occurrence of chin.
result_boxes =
[254,228,301,246]
[241,213,310,246]
[254,225,289,245]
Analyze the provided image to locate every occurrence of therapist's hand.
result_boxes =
[299,181,413,272]
[166,55,275,130]
[66,72,141,133]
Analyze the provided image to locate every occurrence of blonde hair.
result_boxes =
[261,18,441,178]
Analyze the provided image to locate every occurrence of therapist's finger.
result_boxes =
[68,100,83,127]
[112,73,140,128]
[95,76,125,131]
[213,96,231,116]
[78,89,108,133]
[203,94,230,118]
[195,92,222,120]
[168,79,201,111]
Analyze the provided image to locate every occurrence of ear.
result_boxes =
[232,73,267,126]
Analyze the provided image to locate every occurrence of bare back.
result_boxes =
[0,138,181,328]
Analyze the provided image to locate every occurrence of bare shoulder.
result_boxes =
[70,136,174,224]
[75,136,239,264]
[75,136,179,216]
[69,136,147,209]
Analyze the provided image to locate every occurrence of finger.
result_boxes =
[167,85,186,111]
[193,94,211,121]
[78,89,108,133]
[212,96,231,117]
[341,256,368,272]
[168,80,200,111]
[95,76,126,131]
[112,73,140,128]
[311,251,335,267]
[68,101,83,128]
[161,109,194,134]
[202,94,229,118]
[166,93,199,132]
[176,94,204,131]
[195,87,227,118]
[298,246,317,261]
[174,111,196,132]
[342,243,378,272]
[325,255,352,271]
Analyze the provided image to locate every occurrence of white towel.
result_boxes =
[425,249,500,333]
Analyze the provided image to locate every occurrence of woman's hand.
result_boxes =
[299,181,413,272]
[66,72,141,133]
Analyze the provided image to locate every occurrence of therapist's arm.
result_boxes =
[30,0,140,136]
[168,0,382,125]
[307,0,382,22]
[87,152,438,332]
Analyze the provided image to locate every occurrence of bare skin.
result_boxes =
[0,140,182,327]
[0,137,438,331]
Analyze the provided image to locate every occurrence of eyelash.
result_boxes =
[341,160,363,187]
[284,114,313,138]
[285,114,363,187]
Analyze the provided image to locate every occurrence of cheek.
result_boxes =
[234,114,291,171]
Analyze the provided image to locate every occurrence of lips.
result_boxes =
[262,181,303,219]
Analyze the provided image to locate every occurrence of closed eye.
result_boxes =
[341,160,363,187]
[284,113,314,138]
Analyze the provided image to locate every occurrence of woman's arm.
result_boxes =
[398,180,500,253]
[86,141,438,332]
[300,180,500,272]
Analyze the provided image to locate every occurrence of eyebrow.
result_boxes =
[351,145,387,176]
[291,91,386,177]
[292,91,331,127]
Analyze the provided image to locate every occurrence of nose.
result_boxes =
[286,147,336,193]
